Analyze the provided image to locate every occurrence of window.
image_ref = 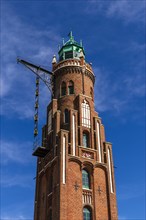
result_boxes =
[64,109,69,123]
[83,207,91,220]
[83,132,89,148]
[68,80,74,94]
[61,82,66,96]
[65,51,73,59]
[90,87,93,100]
[82,169,90,189]
[68,145,71,154]
[82,100,91,128]
[48,132,53,151]
[48,110,52,133]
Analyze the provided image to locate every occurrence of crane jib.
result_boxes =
[17,57,53,155]
[17,58,52,75]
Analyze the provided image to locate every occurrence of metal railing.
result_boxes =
[82,189,92,205]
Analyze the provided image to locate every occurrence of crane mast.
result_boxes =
[17,58,53,156]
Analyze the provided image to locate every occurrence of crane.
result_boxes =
[17,58,53,157]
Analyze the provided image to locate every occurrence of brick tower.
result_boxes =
[33,33,118,220]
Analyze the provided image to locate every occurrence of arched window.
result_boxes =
[82,169,90,189]
[48,109,52,133]
[61,82,66,96]
[82,100,91,128]
[90,87,93,100]
[68,80,74,94]
[64,109,69,123]
[83,207,91,220]
[83,131,89,148]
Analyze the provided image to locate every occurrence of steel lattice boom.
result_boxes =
[17,58,53,93]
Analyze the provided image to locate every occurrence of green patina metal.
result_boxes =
[58,32,85,61]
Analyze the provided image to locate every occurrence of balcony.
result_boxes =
[53,59,93,76]
[82,189,92,205]
[32,146,49,157]
[54,59,80,71]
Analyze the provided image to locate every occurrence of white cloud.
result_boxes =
[118,216,127,220]
[124,74,145,97]
[1,3,60,119]
[1,78,50,121]
[106,0,145,24]
[126,42,145,53]
[1,97,34,119]
[1,173,34,188]
[117,183,145,201]
[0,140,33,164]
[1,215,31,220]
[85,0,145,24]
[1,2,144,121]
[0,78,10,97]
[1,201,34,220]
[94,67,127,113]
[94,62,145,115]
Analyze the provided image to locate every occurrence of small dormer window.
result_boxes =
[65,51,73,59]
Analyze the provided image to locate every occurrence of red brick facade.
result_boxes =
[34,54,118,220]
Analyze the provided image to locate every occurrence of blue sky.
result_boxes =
[1,1,145,219]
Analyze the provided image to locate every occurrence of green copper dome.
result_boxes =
[58,32,85,61]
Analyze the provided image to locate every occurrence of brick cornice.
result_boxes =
[54,65,95,84]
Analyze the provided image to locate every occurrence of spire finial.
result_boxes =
[68,31,74,41]
[52,55,57,64]
[68,31,72,37]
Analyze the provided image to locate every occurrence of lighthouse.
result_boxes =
[33,33,118,220]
